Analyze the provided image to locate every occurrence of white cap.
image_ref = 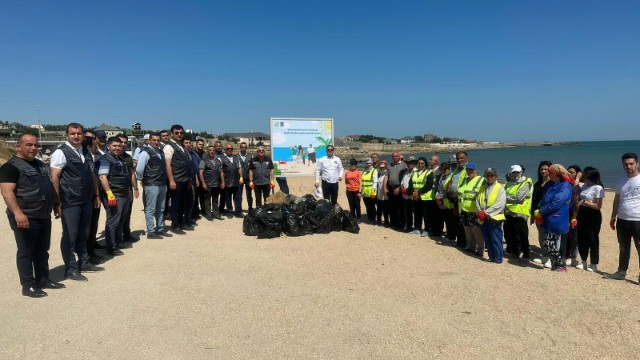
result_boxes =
[509,165,523,173]
[143,134,150,140]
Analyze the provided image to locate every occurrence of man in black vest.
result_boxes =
[50,123,101,281]
[1,133,66,297]
[98,137,139,255]
[135,132,169,239]
[238,142,254,212]
[199,145,225,221]
[163,124,195,233]
[83,130,106,265]
[220,143,244,218]
[248,146,275,208]
[117,134,138,243]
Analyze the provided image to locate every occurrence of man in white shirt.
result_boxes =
[609,152,640,281]
[50,123,101,281]
[314,145,344,205]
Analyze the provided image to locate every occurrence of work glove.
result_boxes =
[370,194,376,199]
[478,211,487,222]
[270,180,275,189]
[106,190,117,207]
[534,209,543,225]
[239,177,244,185]
[249,181,255,190]
[570,218,578,229]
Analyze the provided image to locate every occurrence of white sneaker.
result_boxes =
[409,230,421,235]
[576,261,586,270]
[564,258,572,266]
[421,231,429,237]
[544,260,552,268]
[587,264,597,272]
[533,258,543,264]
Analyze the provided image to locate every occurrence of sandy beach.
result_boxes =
[1,176,639,359]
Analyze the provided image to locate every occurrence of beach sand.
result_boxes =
[1,176,639,359]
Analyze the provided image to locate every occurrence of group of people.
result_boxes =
[1,123,280,298]
[321,148,640,281]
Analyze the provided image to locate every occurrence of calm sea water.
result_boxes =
[381,140,640,189]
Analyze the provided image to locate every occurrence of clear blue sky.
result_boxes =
[1,0,638,142]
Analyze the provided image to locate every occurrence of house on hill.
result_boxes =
[220,131,270,146]
[94,124,124,138]
[400,136,415,144]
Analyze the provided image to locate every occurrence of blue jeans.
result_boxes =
[143,185,167,233]
[60,203,91,275]
[481,220,504,263]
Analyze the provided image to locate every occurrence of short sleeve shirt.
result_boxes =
[579,184,605,203]
[616,174,640,221]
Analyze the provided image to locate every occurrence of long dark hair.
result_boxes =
[535,160,552,187]
[582,166,604,187]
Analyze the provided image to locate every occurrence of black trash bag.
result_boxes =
[301,194,318,212]
[341,211,360,233]
[243,209,264,236]
[283,213,308,237]
[284,194,299,205]
[256,204,284,239]
[331,206,344,232]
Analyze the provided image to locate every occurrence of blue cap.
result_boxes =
[96,130,107,139]
[465,162,477,170]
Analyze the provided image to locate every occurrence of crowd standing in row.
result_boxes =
[313,147,640,280]
[2,126,640,298]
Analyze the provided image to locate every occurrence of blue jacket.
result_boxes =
[539,180,572,234]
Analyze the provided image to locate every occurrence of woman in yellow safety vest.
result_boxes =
[360,158,378,224]
[457,162,486,257]
[476,168,507,263]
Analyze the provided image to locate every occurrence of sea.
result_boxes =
[380,140,640,189]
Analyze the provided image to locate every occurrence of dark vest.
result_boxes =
[7,157,55,219]
[101,153,131,197]
[167,141,193,182]
[219,154,241,187]
[239,152,253,178]
[142,147,167,186]
[59,145,93,208]
[201,156,222,187]
[250,157,272,186]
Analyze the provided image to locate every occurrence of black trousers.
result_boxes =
[376,199,389,225]
[425,200,443,236]
[192,184,206,218]
[403,198,414,230]
[169,181,192,229]
[388,188,404,228]
[443,208,457,240]
[363,196,376,222]
[224,186,243,215]
[8,215,51,288]
[242,181,254,210]
[322,181,339,205]
[346,190,361,218]
[453,203,466,247]
[276,178,289,194]
[123,194,133,238]
[87,206,101,254]
[203,187,221,218]
[577,207,601,264]
[504,215,530,258]
[616,218,640,273]
[413,200,424,231]
[254,184,271,208]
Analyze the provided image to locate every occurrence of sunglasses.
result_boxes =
[225,148,233,150]
[258,150,265,152]
[327,148,334,151]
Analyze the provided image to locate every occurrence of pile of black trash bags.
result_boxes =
[243,194,360,239]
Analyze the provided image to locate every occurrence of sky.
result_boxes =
[1,0,638,142]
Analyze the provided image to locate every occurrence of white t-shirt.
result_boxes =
[580,184,605,203]
[615,174,640,221]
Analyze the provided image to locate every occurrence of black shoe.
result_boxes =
[235,213,245,218]
[214,215,224,220]
[170,227,186,235]
[89,253,105,265]
[205,215,214,221]
[118,242,133,249]
[82,263,105,272]
[123,236,140,243]
[22,286,48,298]
[181,224,195,231]
[93,243,106,250]
[39,279,66,290]
[147,233,162,239]
[65,272,89,282]
[107,249,125,256]
[157,230,173,237]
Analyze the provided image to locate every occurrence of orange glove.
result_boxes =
[249,181,254,190]
[239,177,244,185]
[370,194,376,199]
[106,190,117,207]
[534,210,543,225]
[570,218,578,229]
[478,211,487,222]
[270,180,275,189]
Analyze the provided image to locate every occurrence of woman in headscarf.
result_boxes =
[534,164,573,272]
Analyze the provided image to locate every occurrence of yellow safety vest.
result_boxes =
[443,167,467,209]
[423,169,436,200]
[458,176,485,213]
[411,170,427,199]
[505,177,533,217]
[477,182,506,223]
[361,168,378,197]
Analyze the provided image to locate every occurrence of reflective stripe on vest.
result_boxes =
[411,170,427,197]
[422,169,435,201]
[505,177,533,217]
[361,168,377,196]
[459,176,485,212]
[477,182,506,223]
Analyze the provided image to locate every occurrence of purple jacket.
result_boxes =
[539,180,572,234]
